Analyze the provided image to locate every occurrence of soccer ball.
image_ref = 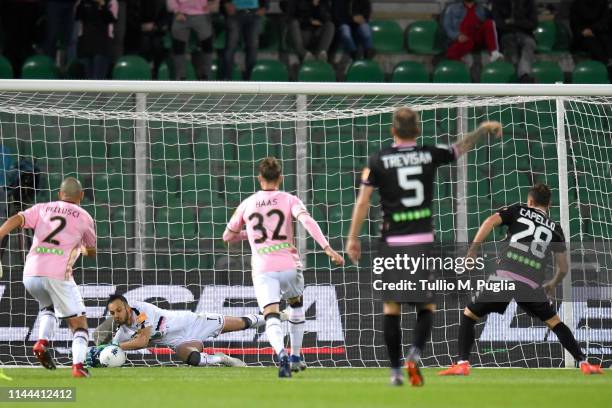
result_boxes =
[99,345,126,368]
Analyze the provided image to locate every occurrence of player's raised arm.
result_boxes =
[466,213,503,259]
[453,121,503,158]
[346,178,375,265]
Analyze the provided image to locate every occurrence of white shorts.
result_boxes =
[161,313,225,348]
[252,269,304,311]
[23,276,86,319]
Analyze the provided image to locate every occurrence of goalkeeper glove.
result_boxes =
[86,343,118,368]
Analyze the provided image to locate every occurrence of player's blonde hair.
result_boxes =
[259,157,282,182]
[393,107,420,140]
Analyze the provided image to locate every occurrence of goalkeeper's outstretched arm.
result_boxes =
[454,121,503,157]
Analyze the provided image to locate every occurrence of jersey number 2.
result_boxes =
[42,216,67,245]
[248,210,287,244]
[397,166,424,207]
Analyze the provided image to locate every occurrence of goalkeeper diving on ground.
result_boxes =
[88,294,275,368]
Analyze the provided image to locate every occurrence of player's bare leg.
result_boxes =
[66,315,90,378]
[287,296,306,373]
[439,307,477,376]
[404,303,435,387]
[544,315,603,375]
[176,340,246,368]
[32,306,57,370]
[220,314,265,333]
[263,303,291,378]
[383,302,404,386]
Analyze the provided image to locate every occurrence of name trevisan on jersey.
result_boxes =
[498,204,566,283]
[364,144,456,238]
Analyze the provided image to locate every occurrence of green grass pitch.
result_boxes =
[5,367,611,408]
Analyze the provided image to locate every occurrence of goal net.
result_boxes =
[0,83,609,368]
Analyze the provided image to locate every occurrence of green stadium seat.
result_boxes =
[534,21,570,54]
[345,60,384,82]
[370,20,404,54]
[433,60,470,83]
[406,20,444,55]
[250,60,289,81]
[391,61,429,83]
[534,21,556,53]
[157,60,197,80]
[0,55,13,78]
[532,61,564,84]
[112,55,152,80]
[21,55,59,79]
[298,61,336,82]
[181,174,213,205]
[110,207,128,238]
[480,61,516,83]
[211,59,242,80]
[572,60,609,84]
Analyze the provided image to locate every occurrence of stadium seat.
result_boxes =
[21,55,59,79]
[157,60,197,80]
[406,20,444,55]
[211,59,242,80]
[433,60,470,83]
[345,60,385,82]
[370,20,404,54]
[391,61,429,83]
[480,61,516,83]
[112,55,152,80]
[0,55,13,78]
[534,21,571,53]
[531,61,564,84]
[250,59,289,81]
[572,60,609,84]
[298,61,336,82]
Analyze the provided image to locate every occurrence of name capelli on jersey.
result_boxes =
[381,151,433,169]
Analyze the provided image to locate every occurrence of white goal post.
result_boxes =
[0,80,609,369]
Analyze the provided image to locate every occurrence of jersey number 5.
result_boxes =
[397,166,424,207]
[248,210,287,244]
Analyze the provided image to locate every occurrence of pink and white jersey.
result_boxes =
[226,190,311,274]
[20,201,96,281]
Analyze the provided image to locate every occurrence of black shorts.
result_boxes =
[466,280,557,321]
[376,241,435,304]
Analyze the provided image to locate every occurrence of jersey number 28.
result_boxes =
[510,217,553,259]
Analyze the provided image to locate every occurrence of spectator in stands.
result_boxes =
[1,0,44,77]
[76,0,118,79]
[44,0,78,62]
[167,0,217,80]
[140,0,170,77]
[443,0,503,63]
[331,0,373,60]
[570,0,612,65]
[287,0,335,63]
[221,0,268,80]
[491,0,538,82]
